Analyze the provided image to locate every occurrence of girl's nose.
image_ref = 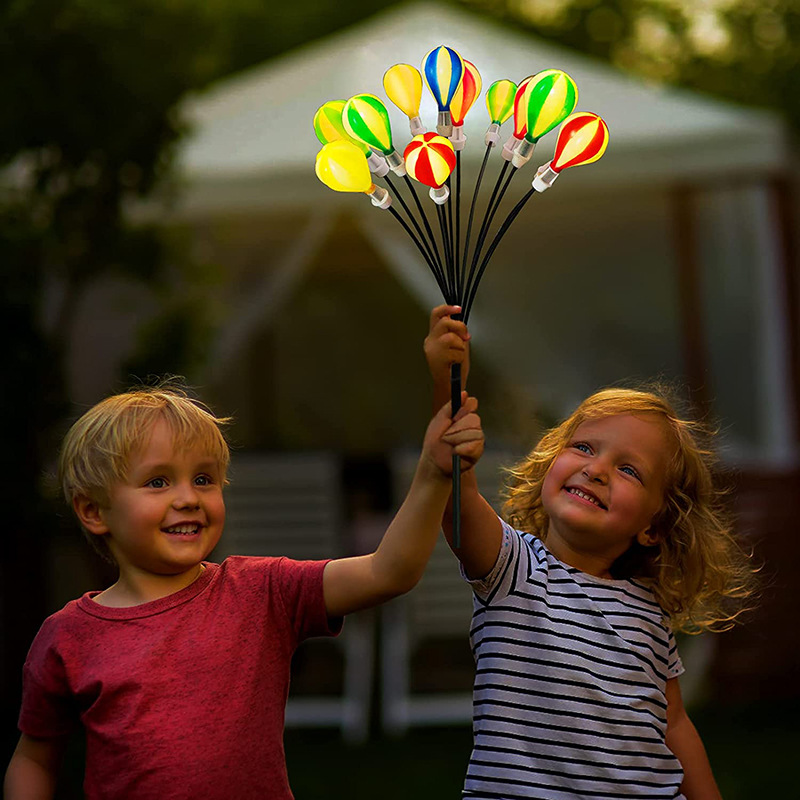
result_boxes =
[582,463,608,485]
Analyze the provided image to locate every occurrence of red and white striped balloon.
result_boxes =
[403,132,456,189]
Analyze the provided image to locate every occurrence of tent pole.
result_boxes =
[672,185,712,420]
[769,176,800,452]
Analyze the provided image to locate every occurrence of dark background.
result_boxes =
[2,1,799,796]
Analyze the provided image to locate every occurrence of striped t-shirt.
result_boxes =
[462,519,685,800]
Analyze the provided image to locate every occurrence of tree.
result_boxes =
[458,0,800,131]
[0,0,228,768]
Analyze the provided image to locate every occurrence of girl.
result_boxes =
[425,305,755,800]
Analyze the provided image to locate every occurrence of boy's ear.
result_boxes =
[73,495,110,536]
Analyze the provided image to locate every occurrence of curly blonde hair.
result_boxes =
[502,387,756,633]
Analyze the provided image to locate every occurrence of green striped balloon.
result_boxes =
[313,100,371,156]
[525,69,578,143]
[342,94,394,155]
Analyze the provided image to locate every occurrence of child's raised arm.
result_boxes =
[424,304,471,412]
[424,305,503,580]
[322,394,484,618]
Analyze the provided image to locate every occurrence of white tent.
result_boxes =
[160,0,797,466]
[177,1,788,211]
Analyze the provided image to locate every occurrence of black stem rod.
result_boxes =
[464,187,536,322]
[450,358,462,549]
[385,173,444,288]
[445,177,456,299]
[435,202,454,303]
[464,164,518,305]
[403,174,445,281]
[386,205,450,299]
[463,159,509,305]
[454,154,462,304]
[461,143,492,305]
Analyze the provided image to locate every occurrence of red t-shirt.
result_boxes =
[19,556,341,799]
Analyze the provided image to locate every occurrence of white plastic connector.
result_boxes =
[450,125,466,151]
[429,185,450,205]
[500,134,521,162]
[484,122,501,147]
[409,116,425,137]
[385,150,407,177]
[366,151,390,178]
[532,163,559,193]
[511,139,536,169]
[436,111,452,137]
[368,185,392,208]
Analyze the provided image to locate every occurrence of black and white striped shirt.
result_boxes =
[462,519,685,800]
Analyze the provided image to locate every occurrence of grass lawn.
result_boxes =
[285,701,799,799]
[44,699,797,797]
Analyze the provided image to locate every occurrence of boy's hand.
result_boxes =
[424,304,471,386]
[322,393,482,616]
[420,393,483,479]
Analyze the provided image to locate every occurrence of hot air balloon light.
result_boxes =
[343,93,406,176]
[404,132,457,204]
[533,111,609,192]
[313,100,390,177]
[384,64,426,137]
[484,79,517,147]
[422,45,464,137]
[449,60,482,151]
[315,140,392,208]
[512,70,578,169]
[500,75,534,161]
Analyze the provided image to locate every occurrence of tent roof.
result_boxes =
[175,1,789,213]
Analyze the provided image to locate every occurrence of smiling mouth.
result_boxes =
[565,487,607,510]
[163,524,202,536]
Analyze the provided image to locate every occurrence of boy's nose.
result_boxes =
[173,484,200,509]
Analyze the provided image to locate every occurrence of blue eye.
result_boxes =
[572,442,591,454]
[620,465,641,480]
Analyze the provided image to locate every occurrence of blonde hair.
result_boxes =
[59,382,230,559]
[502,387,756,633]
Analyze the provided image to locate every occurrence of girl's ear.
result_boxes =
[636,527,659,548]
[73,495,110,536]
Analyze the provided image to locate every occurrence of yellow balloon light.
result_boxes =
[313,100,389,178]
[384,64,426,137]
[532,112,609,193]
[484,79,517,147]
[315,141,391,208]
[449,60,482,151]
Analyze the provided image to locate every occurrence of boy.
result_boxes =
[4,384,483,799]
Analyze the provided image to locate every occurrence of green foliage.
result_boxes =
[0,0,228,635]
[197,0,406,77]
[458,0,800,130]
[0,0,226,403]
